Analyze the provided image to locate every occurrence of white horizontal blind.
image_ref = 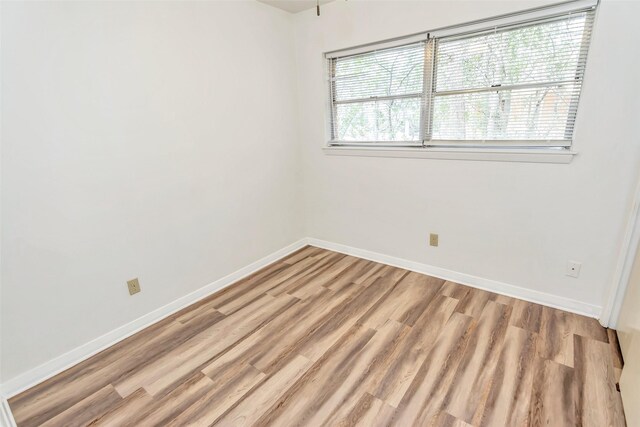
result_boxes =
[328,42,425,145]
[430,11,595,146]
[326,4,596,149]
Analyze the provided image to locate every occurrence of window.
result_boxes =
[329,43,425,145]
[326,2,596,150]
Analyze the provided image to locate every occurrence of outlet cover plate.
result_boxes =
[430,233,439,247]
[127,278,141,295]
[566,261,581,278]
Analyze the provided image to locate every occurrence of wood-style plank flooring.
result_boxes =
[8,246,626,426]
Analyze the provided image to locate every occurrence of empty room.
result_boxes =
[1,0,640,425]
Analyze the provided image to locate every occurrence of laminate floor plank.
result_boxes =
[392,312,476,426]
[351,260,387,285]
[444,301,512,424]
[574,335,626,427]
[494,294,516,306]
[509,299,543,333]
[607,328,624,370]
[126,372,215,426]
[368,294,459,408]
[537,305,611,369]
[205,247,330,316]
[188,258,295,315]
[39,385,122,427]
[114,292,297,397]
[288,255,361,299]
[440,281,472,300]
[167,363,265,426]
[607,328,624,382]
[214,255,324,315]
[266,252,346,297]
[10,318,196,426]
[385,272,445,327]
[536,306,575,367]
[255,323,377,426]
[212,354,312,427]
[174,302,221,324]
[478,326,537,427]
[454,287,499,319]
[146,294,298,398]
[295,270,408,362]
[571,312,610,343]
[358,271,440,329]
[528,357,576,426]
[254,322,402,426]
[7,246,626,427]
[282,246,323,265]
[202,281,365,378]
[88,388,153,426]
[432,411,475,427]
[306,320,410,426]
[340,392,396,427]
[359,264,407,287]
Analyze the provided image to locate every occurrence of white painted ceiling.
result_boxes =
[256,0,336,14]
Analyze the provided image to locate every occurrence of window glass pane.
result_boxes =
[328,9,593,146]
[432,84,578,141]
[333,43,424,102]
[435,13,590,92]
[335,98,422,142]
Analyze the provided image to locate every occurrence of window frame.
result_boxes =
[325,0,597,154]
[327,42,427,147]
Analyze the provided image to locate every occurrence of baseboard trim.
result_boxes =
[1,236,601,402]
[0,239,309,399]
[0,398,16,427]
[307,238,602,319]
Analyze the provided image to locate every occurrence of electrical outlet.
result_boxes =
[127,278,141,295]
[566,261,581,278]
[430,233,439,247]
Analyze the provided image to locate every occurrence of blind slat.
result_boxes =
[327,7,596,147]
[430,10,594,143]
[329,42,425,142]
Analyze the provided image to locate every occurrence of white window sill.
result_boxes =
[323,146,576,164]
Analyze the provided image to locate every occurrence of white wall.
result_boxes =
[1,0,302,382]
[293,0,640,314]
[3,0,640,391]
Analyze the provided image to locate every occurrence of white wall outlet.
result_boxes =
[566,260,582,278]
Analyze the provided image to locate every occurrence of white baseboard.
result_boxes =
[0,236,601,408]
[0,398,16,427]
[307,238,602,319]
[0,239,309,399]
